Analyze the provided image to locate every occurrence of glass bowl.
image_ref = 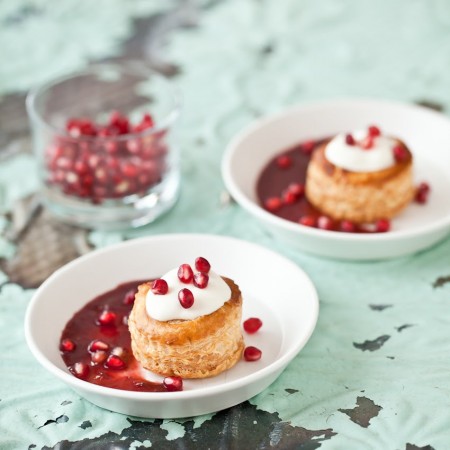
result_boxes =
[26,63,181,229]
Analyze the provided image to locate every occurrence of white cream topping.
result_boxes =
[145,265,231,321]
[324,130,396,172]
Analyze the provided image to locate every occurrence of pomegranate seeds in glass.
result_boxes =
[26,63,181,229]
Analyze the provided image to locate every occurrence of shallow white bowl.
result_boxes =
[25,234,318,418]
[222,98,450,260]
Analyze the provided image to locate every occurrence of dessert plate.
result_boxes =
[25,234,319,418]
[222,98,450,260]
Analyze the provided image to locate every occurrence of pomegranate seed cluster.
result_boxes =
[149,257,264,363]
[151,256,211,309]
[264,182,305,212]
[344,125,412,163]
[61,290,139,379]
[60,280,194,392]
[45,111,168,203]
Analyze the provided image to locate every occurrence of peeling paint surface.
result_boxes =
[1,0,450,449]
[353,335,391,352]
[338,397,382,428]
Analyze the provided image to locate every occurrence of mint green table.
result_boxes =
[1,1,449,449]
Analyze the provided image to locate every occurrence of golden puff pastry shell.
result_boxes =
[128,277,244,379]
[305,139,414,223]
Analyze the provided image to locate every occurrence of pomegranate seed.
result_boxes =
[317,215,334,231]
[195,257,211,273]
[368,125,381,137]
[152,279,169,295]
[105,354,126,370]
[299,215,316,227]
[301,140,315,154]
[74,160,89,175]
[345,134,355,145]
[134,113,155,132]
[243,317,263,334]
[360,136,374,150]
[178,264,194,283]
[287,182,305,198]
[340,220,357,232]
[87,154,101,169]
[88,340,109,352]
[65,172,79,185]
[104,140,119,154]
[415,191,427,204]
[142,113,154,126]
[81,174,94,188]
[66,118,96,137]
[264,197,282,212]
[126,139,141,154]
[60,338,76,353]
[417,182,430,194]
[114,180,130,194]
[109,111,130,134]
[376,218,391,233]
[276,155,292,169]
[163,376,183,392]
[95,167,108,184]
[193,272,209,289]
[415,181,431,203]
[244,346,262,362]
[178,288,194,308]
[105,156,120,171]
[393,145,408,162]
[56,156,73,170]
[70,362,89,379]
[97,310,117,326]
[97,127,115,138]
[123,289,136,305]
[91,350,107,364]
[282,190,297,205]
[122,163,139,178]
[415,188,429,204]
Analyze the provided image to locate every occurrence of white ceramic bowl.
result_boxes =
[222,98,450,260]
[25,234,318,418]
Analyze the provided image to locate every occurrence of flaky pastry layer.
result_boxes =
[305,139,414,223]
[128,277,244,378]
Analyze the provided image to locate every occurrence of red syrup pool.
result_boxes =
[256,138,391,233]
[59,280,168,392]
[60,279,263,392]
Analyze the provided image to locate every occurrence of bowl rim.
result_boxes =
[25,233,319,402]
[25,61,181,141]
[221,97,450,243]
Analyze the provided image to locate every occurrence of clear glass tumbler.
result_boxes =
[26,63,181,229]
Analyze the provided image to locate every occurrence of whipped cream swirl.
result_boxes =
[145,265,231,321]
[325,130,396,172]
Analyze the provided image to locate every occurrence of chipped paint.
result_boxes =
[369,304,393,311]
[160,421,185,440]
[338,397,382,428]
[432,276,450,289]
[353,335,390,352]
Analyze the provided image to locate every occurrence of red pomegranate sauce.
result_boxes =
[256,138,383,233]
[59,280,167,392]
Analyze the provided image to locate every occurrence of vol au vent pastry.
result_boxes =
[305,125,414,223]
[128,257,244,379]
